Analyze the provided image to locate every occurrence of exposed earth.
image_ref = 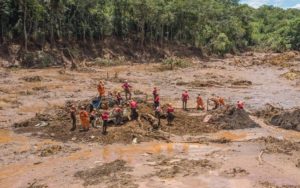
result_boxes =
[1,52,300,188]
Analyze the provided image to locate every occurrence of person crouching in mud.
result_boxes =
[167,103,175,125]
[130,100,138,120]
[101,111,109,135]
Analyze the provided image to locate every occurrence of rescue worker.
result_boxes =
[154,94,160,109]
[122,80,132,100]
[69,104,77,131]
[130,100,138,120]
[167,103,175,125]
[182,90,189,110]
[218,96,226,107]
[79,106,90,131]
[101,111,109,134]
[90,109,97,128]
[116,91,123,105]
[152,87,158,100]
[237,101,245,110]
[107,91,115,107]
[113,105,123,125]
[97,81,105,99]
[155,106,162,128]
[209,96,225,110]
[196,94,205,111]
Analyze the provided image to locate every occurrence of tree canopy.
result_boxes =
[0,0,299,54]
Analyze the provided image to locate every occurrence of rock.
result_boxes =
[203,115,212,123]
[50,133,55,137]
[71,137,77,141]
[34,121,49,127]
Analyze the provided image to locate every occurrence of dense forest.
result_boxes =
[0,0,300,56]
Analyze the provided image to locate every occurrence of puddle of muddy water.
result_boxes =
[66,142,222,165]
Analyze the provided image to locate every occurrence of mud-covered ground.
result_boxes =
[1,52,300,188]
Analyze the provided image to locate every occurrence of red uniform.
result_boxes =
[237,101,244,109]
[154,95,160,103]
[114,107,122,113]
[130,101,138,109]
[101,112,109,121]
[122,83,131,90]
[153,88,158,96]
[167,106,175,113]
[182,92,189,102]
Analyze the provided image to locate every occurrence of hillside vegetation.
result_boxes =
[0,0,299,59]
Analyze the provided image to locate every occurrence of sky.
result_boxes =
[240,0,300,9]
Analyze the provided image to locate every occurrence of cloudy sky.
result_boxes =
[240,0,300,9]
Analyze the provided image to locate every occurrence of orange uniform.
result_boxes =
[218,97,225,106]
[80,110,90,129]
[97,83,105,97]
[196,96,205,110]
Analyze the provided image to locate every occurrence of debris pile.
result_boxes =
[262,51,298,67]
[22,76,43,82]
[256,104,300,131]
[39,145,63,157]
[221,167,249,177]
[254,136,300,155]
[74,160,137,187]
[147,156,218,179]
[209,106,259,130]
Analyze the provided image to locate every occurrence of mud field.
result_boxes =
[1,52,300,188]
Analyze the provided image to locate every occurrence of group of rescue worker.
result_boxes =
[69,80,245,135]
[69,80,140,134]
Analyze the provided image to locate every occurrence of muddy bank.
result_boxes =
[255,104,300,131]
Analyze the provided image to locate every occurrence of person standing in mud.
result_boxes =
[182,90,189,110]
[122,80,132,100]
[167,103,175,125]
[113,105,123,125]
[90,109,97,128]
[101,111,109,134]
[97,81,105,99]
[153,87,158,101]
[130,100,138,120]
[116,91,123,105]
[69,104,77,131]
[155,105,162,128]
[154,94,160,109]
[79,106,90,131]
[196,94,205,111]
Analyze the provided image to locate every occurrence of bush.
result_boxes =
[20,51,58,68]
[160,58,191,71]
